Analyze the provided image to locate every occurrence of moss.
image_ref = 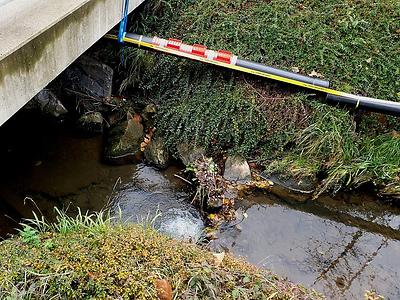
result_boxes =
[0,224,322,299]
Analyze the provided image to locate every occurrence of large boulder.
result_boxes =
[223,156,251,183]
[24,89,68,119]
[176,143,205,166]
[61,55,113,100]
[104,113,144,164]
[144,136,170,169]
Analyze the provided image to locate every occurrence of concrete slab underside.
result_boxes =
[0,0,144,126]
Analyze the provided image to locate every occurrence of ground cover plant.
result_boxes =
[114,0,400,196]
[0,209,323,299]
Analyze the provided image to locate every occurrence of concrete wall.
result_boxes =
[0,0,144,126]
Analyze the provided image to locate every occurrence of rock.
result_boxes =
[263,173,315,202]
[176,143,205,166]
[144,136,170,169]
[142,103,157,128]
[25,89,68,119]
[76,112,103,135]
[104,113,144,164]
[61,55,113,100]
[223,156,251,183]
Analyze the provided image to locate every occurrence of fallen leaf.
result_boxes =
[392,130,400,138]
[364,290,384,300]
[366,57,372,64]
[292,67,300,73]
[155,279,172,300]
[132,113,142,123]
[308,70,324,78]
[213,252,225,267]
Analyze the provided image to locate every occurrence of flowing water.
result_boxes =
[0,112,399,299]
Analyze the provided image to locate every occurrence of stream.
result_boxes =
[0,112,399,299]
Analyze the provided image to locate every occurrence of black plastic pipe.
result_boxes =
[109,32,400,116]
[326,94,400,116]
[236,58,330,88]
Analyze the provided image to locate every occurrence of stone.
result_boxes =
[262,173,315,202]
[176,143,205,166]
[141,103,157,128]
[24,89,68,119]
[61,55,113,100]
[144,136,170,169]
[103,113,144,164]
[76,112,103,135]
[223,156,251,183]
[207,196,224,210]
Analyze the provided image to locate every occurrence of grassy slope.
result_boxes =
[118,0,400,194]
[0,215,322,299]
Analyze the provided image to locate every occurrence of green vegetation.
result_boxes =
[0,209,322,299]
[114,0,400,196]
[157,82,267,155]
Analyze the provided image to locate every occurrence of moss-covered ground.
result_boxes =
[109,0,400,196]
[0,212,322,299]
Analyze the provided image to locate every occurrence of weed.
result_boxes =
[18,225,40,247]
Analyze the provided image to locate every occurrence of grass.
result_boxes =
[265,102,400,194]
[0,208,323,299]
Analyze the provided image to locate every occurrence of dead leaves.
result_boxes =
[291,67,324,79]
[308,70,324,79]
[140,127,156,152]
[364,290,384,300]
[212,252,225,267]
[291,67,300,73]
[156,279,172,300]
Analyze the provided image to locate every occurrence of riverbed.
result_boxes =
[0,112,399,299]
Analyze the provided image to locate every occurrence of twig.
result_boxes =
[174,174,193,185]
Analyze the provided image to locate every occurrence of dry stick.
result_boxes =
[174,174,193,185]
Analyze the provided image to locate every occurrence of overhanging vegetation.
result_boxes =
[112,0,400,195]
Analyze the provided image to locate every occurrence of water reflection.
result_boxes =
[211,195,400,299]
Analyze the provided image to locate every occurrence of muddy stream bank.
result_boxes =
[0,113,399,299]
